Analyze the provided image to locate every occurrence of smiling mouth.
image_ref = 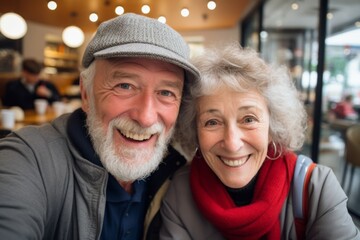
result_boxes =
[118,129,154,141]
[220,155,250,167]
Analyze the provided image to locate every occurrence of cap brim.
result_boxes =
[94,43,199,82]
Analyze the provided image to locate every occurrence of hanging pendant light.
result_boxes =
[158,16,166,24]
[207,1,216,10]
[47,1,57,10]
[0,12,28,39]
[141,5,151,14]
[62,11,84,48]
[181,8,190,17]
[115,5,125,15]
[62,25,84,48]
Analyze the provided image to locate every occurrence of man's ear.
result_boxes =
[80,77,89,113]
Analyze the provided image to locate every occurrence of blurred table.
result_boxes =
[329,118,359,139]
[21,109,57,125]
[0,108,57,131]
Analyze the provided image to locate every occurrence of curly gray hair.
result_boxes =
[174,43,307,158]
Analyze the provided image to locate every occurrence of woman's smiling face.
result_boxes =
[196,87,271,188]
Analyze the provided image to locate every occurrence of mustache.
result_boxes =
[110,116,165,136]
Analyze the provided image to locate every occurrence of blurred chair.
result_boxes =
[0,129,12,138]
[342,124,360,195]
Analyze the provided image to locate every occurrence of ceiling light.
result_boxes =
[291,2,299,10]
[181,8,190,17]
[141,5,151,14]
[89,12,98,22]
[47,1,57,11]
[115,6,125,15]
[158,16,166,24]
[62,26,84,48]
[0,12,28,39]
[207,1,216,10]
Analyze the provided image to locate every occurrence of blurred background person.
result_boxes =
[2,58,60,110]
[333,94,358,120]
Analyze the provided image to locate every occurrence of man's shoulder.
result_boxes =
[14,116,69,147]
[5,78,22,88]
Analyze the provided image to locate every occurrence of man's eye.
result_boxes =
[119,83,131,89]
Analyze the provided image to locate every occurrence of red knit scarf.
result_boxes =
[190,152,297,240]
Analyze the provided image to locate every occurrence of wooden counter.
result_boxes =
[21,109,57,125]
[0,108,57,131]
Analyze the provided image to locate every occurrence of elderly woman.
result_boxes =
[160,44,359,240]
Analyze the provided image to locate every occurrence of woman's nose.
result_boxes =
[222,125,244,152]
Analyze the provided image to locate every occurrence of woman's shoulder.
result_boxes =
[307,162,347,212]
[164,164,194,212]
[169,164,191,189]
[305,164,360,239]
[294,156,339,191]
[311,163,336,183]
[173,164,191,177]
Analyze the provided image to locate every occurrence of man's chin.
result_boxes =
[109,159,162,182]
[104,148,165,182]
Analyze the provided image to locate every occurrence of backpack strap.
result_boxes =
[292,154,317,240]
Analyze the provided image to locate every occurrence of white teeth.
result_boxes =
[222,157,247,167]
[122,131,152,141]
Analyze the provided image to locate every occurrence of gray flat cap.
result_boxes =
[82,13,199,82]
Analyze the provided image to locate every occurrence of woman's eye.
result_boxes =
[205,119,218,126]
[244,116,256,123]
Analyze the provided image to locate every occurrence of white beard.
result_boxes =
[86,102,174,182]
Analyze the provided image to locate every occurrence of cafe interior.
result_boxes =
[1,0,360,225]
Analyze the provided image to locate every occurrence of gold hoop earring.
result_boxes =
[266,141,282,160]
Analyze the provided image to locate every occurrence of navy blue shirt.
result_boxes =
[101,174,147,240]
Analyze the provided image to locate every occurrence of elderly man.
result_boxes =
[0,13,199,240]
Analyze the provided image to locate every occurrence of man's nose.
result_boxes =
[130,92,158,127]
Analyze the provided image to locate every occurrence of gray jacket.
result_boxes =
[0,112,185,239]
[160,164,360,240]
